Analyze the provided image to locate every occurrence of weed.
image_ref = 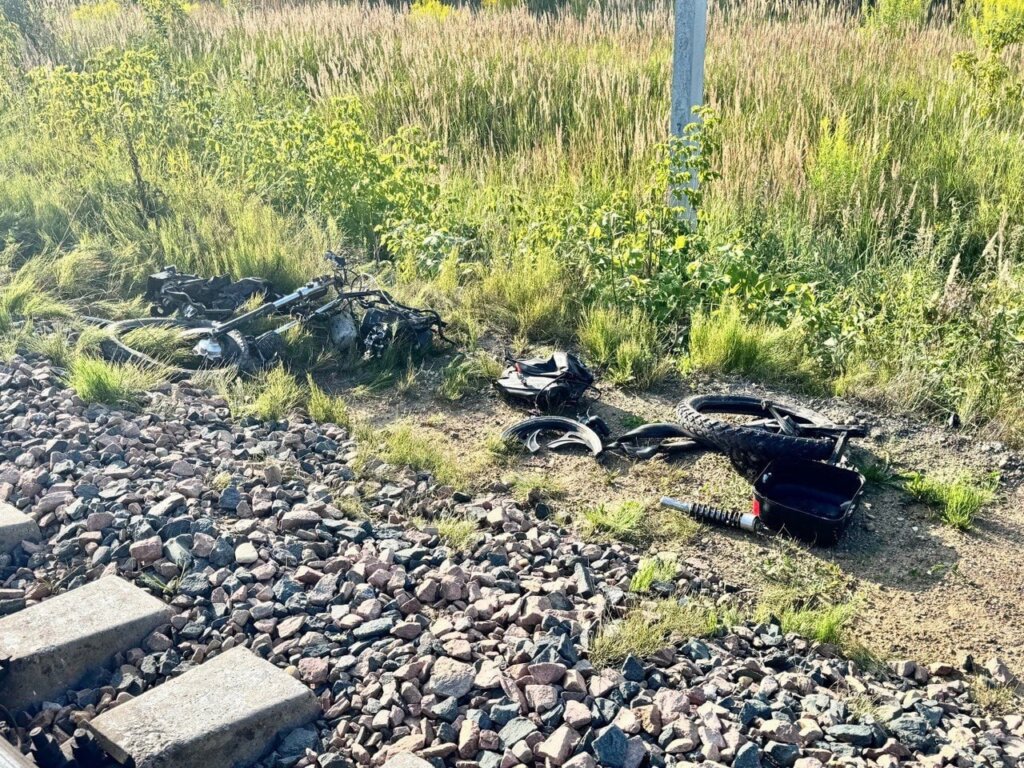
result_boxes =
[210,471,232,491]
[972,680,1018,716]
[415,513,480,551]
[473,252,572,341]
[508,472,566,503]
[904,471,997,530]
[579,500,648,543]
[577,305,670,389]
[247,366,305,422]
[439,352,503,400]
[27,325,75,367]
[307,376,350,426]
[753,543,868,656]
[684,301,817,388]
[649,507,701,545]
[864,0,929,30]
[66,355,167,406]
[378,423,463,486]
[854,452,896,485]
[590,600,726,667]
[485,432,526,466]
[119,324,193,365]
[629,555,679,593]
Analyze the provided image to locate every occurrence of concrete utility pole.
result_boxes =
[669,0,708,217]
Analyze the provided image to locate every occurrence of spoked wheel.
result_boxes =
[99,317,254,379]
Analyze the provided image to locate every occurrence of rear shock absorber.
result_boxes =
[660,497,765,534]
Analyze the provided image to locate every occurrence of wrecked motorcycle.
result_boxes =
[99,253,448,377]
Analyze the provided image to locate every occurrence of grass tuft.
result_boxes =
[439,351,503,400]
[629,554,679,593]
[66,355,167,406]
[590,600,729,668]
[972,680,1018,716]
[119,324,193,365]
[684,301,817,388]
[377,423,463,486]
[579,500,648,543]
[306,376,350,426]
[221,365,304,422]
[577,305,670,389]
[415,513,480,551]
[904,471,997,530]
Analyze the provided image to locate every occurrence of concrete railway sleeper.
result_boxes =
[0,577,319,768]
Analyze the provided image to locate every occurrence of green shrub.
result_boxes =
[864,0,929,30]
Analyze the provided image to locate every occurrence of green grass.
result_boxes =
[306,376,350,426]
[753,543,872,660]
[629,555,679,593]
[904,471,997,530]
[507,471,566,503]
[414,513,481,551]
[26,325,75,367]
[485,432,527,466]
[683,300,818,388]
[1,0,1024,443]
[376,423,464,486]
[579,500,648,543]
[972,680,1019,716]
[590,600,732,668]
[439,351,504,400]
[119,324,193,365]
[221,365,305,422]
[577,305,671,389]
[66,354,168,406]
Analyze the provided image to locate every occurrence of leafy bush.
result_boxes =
[864,0,929,30]
[955,0,1024,111]
[410,0,454,21]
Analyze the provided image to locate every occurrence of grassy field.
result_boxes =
[1,0,1023,437]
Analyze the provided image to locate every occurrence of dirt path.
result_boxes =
[335,359,1024,675]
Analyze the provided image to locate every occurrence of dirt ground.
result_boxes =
[330,352,1024,676]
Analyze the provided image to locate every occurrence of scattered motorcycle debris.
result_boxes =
[501,415,605,457]
[662,430,865,546]
[660,497,766,534]
[494,352,595,411]
[145,266,276,321]
[99,253,449,377]
[495,353,869,544]
[751,431,864,545]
